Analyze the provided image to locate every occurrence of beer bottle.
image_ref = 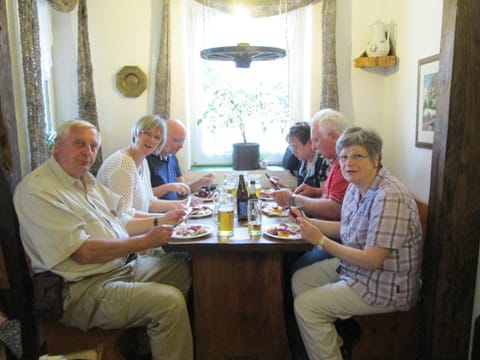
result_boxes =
[237,174,248,221]
[249,180,258,200]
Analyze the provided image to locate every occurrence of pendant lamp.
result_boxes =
[201,42,286,68]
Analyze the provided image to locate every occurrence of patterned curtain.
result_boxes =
[0,101,12,182]
[18,0,102,172]
[18,0,48,170]
[153,0,171,119]
[46,0,77,12]
[194,0,321,16]
[320,0,338,110]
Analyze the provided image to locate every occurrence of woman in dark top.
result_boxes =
[273,122,332,191]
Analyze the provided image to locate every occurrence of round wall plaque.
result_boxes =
[115,66,147,97]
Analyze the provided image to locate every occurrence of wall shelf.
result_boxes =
[354,54,396,68]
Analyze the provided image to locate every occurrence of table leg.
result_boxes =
[191,252,291,360]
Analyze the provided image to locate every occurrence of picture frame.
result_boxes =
[415,54,440,148]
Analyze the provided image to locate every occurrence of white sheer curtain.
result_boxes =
[184,0,313,166]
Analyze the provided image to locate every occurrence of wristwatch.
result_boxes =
[153,217,159,227]
[289,194,297,207]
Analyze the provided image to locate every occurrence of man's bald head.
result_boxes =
[162,118,187,155]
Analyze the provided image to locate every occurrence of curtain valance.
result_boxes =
[194,0,321,17]
[46,0,78,12]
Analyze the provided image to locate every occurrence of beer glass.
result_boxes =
[223,173,238,197]
[247,199,262,239]
[214,192,234,239]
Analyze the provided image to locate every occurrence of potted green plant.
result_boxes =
[196,85,289,170]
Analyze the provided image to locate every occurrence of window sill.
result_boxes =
[189,165,285,172]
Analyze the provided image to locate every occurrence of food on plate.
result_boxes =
[174,224,209,237]
[262,203,288,216]
[194,187,217,201]
[189,205,213,217]
[266,223,301,238]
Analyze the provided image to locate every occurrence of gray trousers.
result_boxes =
[61,252,193,360]
[292,258,395,360]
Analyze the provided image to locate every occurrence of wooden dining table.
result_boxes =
[164,209,312,360]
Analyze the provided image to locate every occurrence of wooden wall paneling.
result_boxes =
[421,0,480,358]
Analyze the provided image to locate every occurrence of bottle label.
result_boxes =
[238,201,248,219]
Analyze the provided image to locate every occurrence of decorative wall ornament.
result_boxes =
[116,66,148,98]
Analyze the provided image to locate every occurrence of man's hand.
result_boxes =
[145,225,174,248]
[294,183,322,197]
[169,182,191,196]
[199,173,214,187]
[271,189,293,207]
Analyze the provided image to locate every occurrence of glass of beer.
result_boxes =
[247,199,262,239]
[214,192,234,240]
[223,173,238,196]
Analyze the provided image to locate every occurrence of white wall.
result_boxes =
[345,0,443,203]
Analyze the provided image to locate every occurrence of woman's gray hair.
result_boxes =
[56,119,101,145]
[131,115,167,154]
[336,126,383,162]
[310,108,351,136]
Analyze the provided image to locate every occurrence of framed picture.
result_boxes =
[416,54,440,148]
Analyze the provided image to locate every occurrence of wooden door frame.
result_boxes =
[421,0,480,358]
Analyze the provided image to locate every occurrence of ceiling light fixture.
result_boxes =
[200,42,286,68]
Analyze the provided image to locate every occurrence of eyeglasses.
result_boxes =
[140,130,163,142]
[288,143,302,151]
[339,154,369,163]
[172,138,187,145]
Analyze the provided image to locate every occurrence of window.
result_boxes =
[37,0,56,143]
[186,1,313,167]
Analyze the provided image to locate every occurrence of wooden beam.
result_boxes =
[421,0,480,358]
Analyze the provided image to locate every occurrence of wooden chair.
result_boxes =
[19,245,125,359]
[350,199,428,360]
[2,176,126,359]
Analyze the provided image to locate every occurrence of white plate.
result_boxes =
[262,204,288,217]
[172,224,213,239]
[189,206,213,218]
[264,223,302,240]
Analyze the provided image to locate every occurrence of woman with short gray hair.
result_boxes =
[290,126,423,360]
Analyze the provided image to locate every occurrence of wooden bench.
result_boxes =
[351,199,428,360]
[43,320,123,359]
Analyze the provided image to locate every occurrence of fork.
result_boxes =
[177,194,193,226]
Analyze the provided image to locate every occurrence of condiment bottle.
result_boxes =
[249,179,258,200]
